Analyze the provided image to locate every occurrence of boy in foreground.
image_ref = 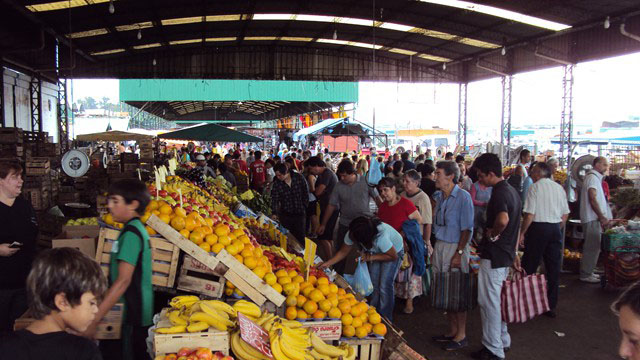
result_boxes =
[0,247,107,359]
[84,179,153,360]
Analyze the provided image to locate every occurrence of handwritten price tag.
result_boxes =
[237,313,273,359]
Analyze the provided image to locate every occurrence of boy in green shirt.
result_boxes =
[83,179,153,360]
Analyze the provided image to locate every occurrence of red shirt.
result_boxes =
[234,159,248,173]
[295,159,302,170]
[377,197,417,232]
[250,160,266,185]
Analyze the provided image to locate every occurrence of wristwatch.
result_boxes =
[457,249,464,255]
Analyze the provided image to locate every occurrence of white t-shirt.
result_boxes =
[523,178,570,223]
[579,170,612,223]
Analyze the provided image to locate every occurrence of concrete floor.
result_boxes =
[393,273,623,360]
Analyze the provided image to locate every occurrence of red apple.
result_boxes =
[159,190,168,197]
[177,348,192,357]
[185,206,193,213]
[202,205,210,211]
[189,198,198,205]
[195,348,213,360]
[213,352,225,360]
[170,192,179,200]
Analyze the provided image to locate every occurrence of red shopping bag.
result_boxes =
[500,270,550,323]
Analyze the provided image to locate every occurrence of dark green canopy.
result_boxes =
[158,123,263,143]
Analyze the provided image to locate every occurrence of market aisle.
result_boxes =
[394,273,621,360]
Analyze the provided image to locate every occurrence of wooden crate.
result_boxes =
[153,309,229,356]
[146,215,285,307]
[0,144,25,158]
[341,338,382,360]
[176,255,226,298]
[23,188,49,210]
[95,228,180,288]
[15,303,123,340]
[25,158,51,175]
[0,127,23,143]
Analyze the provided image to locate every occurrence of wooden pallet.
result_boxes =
[146,215,285,307]
[95,227,180,288]
[153,309,230,356]
[25,158,50,175]
[340,338,382,360]
[0,128,23,143]
[176,255,226,298]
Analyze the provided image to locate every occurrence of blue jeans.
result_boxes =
[368,251,403,321]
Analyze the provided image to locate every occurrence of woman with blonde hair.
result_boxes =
[356,158,369,176]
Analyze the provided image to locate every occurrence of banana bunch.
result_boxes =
[156,297,239,334]
[232,300,261,319]
[230,330,272,360]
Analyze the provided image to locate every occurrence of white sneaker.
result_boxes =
[580,275,600,283]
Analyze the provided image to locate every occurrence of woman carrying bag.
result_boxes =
[319,216,404,321]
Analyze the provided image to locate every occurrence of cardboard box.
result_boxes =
[14,303,123,339]
[52,237,97,258]
[62,225,100,239]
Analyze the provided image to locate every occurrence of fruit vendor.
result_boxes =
[0,159,39,332]
[319,216,404,321]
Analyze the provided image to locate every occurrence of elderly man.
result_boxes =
[547,157,559,181]
[472,153,522,360]
[519,162,569,318]
[431,161,474,351]
[579,156,612,283]
[195,154,216,177]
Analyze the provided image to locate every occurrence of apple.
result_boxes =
[159,190,168,197]
[212,352,225,360]
[195,348,213,360]
[199,209,208,215]
[170,192,179,201]
[184,206,193,213]
[202,205,210,211]
[189,198,198,205]
[177,348,193,357]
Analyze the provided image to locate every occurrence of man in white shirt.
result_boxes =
[517,149,531,178]
[579,156,612,283]
[519,162,570,317]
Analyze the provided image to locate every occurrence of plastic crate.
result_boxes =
[603,233,640,252]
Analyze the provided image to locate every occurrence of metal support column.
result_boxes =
[57,79,69,152]
[0,62,4,127]
[30,77,42,132]
[500,75,513,162]
[457,82,468,148]
[560,64,574,169]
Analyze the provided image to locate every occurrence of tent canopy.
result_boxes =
[293,117,347,141]
[75,130,154,142]
[158,123,263,143]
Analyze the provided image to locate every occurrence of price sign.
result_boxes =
[304,237,317,281]
[237,313,273,359]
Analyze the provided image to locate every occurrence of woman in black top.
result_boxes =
[0,160,39,332]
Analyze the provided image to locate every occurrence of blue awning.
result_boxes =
[293,117,348,141]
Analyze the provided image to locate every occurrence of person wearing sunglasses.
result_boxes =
[431,160,475,351]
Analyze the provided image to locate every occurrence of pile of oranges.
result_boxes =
[282,274,387,338]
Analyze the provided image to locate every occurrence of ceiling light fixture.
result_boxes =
[108,0,114,14]
[604,16,610,29]
[333,29,338,40]
[442,63,446,70]
[501,47,506,55]
[137,29,142,40]
[152,58,157,66]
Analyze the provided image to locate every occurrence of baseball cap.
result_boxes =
[196,155,206,161]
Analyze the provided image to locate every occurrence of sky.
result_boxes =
[71,51,640,135]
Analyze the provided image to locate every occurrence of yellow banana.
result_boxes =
[155,325,187,334]
[279,326,310,348]
[280,319,302,329]
[233,300,262,318]
[231,331,253,360]
[257,313,277,327]
[189,311,228,331]
[186,321,209,333]
[263,317,278,332]
[311,332,347,358]
[203,300,237,317]
[309,348,331,360]
[231,331,271,360]
[341,343,356,360]
[200,303,234,327]
[170,295,199,308]
[168,310,187,326]
[269,331,293,360]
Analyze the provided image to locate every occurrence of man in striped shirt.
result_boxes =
[519,162,570,318]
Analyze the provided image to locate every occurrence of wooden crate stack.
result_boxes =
[0,128,29,160]
[22,158,52,211]
[138,138,154,162]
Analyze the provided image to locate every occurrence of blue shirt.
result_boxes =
[433,185,474,244]
[344,222,404,254]
[522,176,533,203]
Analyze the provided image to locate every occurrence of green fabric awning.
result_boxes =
[158,124,263,143]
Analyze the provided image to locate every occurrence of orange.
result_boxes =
[317,284,331,296]
[329,284,339,294]
[145,225,156,235]
[199,242,211,252]
[215,225,230,236]
[299,281,312,290]
[287,269,298,278]
[363,323,373,334]
[278,276,292,286]
[189,231,204,245]
[141,212,151,224]
[159,214,171,224]
[285,306,298,320]
[342,325,355,338]
[232,240,245,252]
[253,247,263,258]
[174,207,187,218]
[318,299,332,312]
[226,280,235,289]
[351,317,363,328]
[349,298,359,307]
[252,267,267,279]
[264,273,277,286]
[159,204,173,215]
[283,283,299,296]
[226,244,240,256]
[184,217,198,231]
[302,286,315,297]
[367,307,377,315]
[296,309,308,319]
[233,229,245,238]
[234,254,243,263]
[179,229,191,239]
[357,302,369,314]
[359,313,368,324]
[368,313,381,325]
[312,310,326,319]
[244,256,258,270]
[241,248,254,258]
[151,210,160,216]
[275,269,289,278]
[147,200,159,211]
[204,218,214,227]
[372,323,387,336]
[272,283,283,294]
[308,275,317,285]
[224,287,234,296]
[328,307,342,319]
[218,235,231,246]
[350,306,362,318]
[355,326,368,338]
[338,301,352,315]
[205,234,218,245]
[200,226,213,235]
[337,288,347,296]
[296,295,307,308]
[341,314,353,326]
[238,235,251,244]
[303,300,318,315]
[211,243,224,253]
[309,289,325,303]
[286,296,297,307]
[292,275,305,284]
[170,216,186,231]
[234,288,245,297]
[317,277,329,286]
